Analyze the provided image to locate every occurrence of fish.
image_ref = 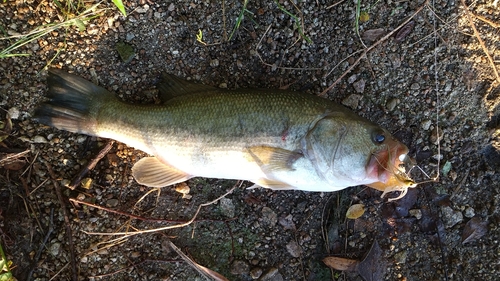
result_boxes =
[34,69,415,197]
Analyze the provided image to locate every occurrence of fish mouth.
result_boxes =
[365,140,409,187]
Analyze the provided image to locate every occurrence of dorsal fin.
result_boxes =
[158,73,217,102]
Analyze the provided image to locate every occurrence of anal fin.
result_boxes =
[132,157,192,187]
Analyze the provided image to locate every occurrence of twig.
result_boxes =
[25,208,54,281]
[320,0,429,97]
[68,140,114,190]
[45,162,78,281]
[460,0,500,83]
[326,0,346,9]
[84,181,241,236]
[474,13,500,28]
[168,240,229,281]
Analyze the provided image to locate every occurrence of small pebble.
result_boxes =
[261,207,277,226]
[219,198,235,218]
[286,240,301,257]
[420,120,432,130]
[342,94,362,109]
[33,135,48,143]
[230,260,249,275]
[106,198,119,208]
[250,267,263,279]
[353,79,365,93]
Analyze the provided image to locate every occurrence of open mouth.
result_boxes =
[365,141,413,191]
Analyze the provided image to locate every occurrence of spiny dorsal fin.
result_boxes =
[246,146,303,174]
[132,157,192,187]
[158,73,217,102]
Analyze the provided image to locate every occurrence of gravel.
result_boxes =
[1,0,499,280]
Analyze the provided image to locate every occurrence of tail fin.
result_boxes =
[34,69,112,135]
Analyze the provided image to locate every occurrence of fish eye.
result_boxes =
[372,131,386,144]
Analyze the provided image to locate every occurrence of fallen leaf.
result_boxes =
[358,240,386,281]
[462,216,488,244]
[279,214,296,230]
[346,203,365,219]
[362,28,385,42]
[323,256,359,272]
[394,20,415,42]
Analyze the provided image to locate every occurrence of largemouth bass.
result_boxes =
[35,69,415,197]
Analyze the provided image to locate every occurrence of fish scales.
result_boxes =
[35,69,415,195]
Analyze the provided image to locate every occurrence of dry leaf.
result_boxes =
[323,256,359,272]
[358,240,386,281]
[346,203,365,219]
[362,28,385,42]
[462,216,488,244]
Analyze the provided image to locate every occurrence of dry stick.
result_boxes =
[460,0,500,83]
[84,181,240,236]
[68,140,115,190]
[474,14,500,28]
[44,162,77,281]
[319,0,429,97]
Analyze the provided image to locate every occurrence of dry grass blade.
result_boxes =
[83,181,241,236]
[320,0,429,97]
[168,240,229,281]
[460,0,500,83]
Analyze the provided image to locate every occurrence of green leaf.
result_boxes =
[112,0,127,17]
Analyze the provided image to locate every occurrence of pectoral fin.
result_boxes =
[247,146,303,173]
[132,157,192,187]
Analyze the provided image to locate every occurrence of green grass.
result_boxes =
[0,1,126,60]
[0,241,14,281]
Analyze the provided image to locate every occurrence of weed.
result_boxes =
[274,0,312,43]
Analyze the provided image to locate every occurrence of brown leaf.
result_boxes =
[358,240,386,281]
[394,20,415,42]
[362,28,385,42]
[462,216,488,244]
[323,256,359,272]
[346,203,365,219]
[3,159,26,170]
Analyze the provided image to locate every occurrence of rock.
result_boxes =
[440,206,463,228]
[50,242,61,256]
[386,98,399,112]
[394,250,407,264]
[7,107,20,119]
[261,207,277,226]
[464,207,475,218]
[286,240,302,257]
[409,209,422,219]
[353,79,365,93]
[342,94,362,109]
[106,198,119,208]
[420,119,432,130]
[33,135,48,143]
[250,267,263,279]
[259,268,283,281]
[219,197,235,218]
[230,260,249,275]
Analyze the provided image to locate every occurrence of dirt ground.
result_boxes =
[1,0,499,280]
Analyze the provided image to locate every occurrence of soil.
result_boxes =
[1,0,499,280]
